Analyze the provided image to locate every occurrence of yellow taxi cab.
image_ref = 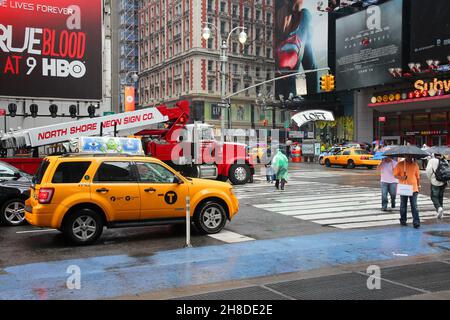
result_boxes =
[322,148,381,170]
[25,154,239,245]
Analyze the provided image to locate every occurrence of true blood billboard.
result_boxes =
[0,0,102,100]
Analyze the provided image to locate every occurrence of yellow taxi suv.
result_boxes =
[25,155,239,245]
[322,148,381,170]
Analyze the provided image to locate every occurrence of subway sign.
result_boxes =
[371,77,450,104]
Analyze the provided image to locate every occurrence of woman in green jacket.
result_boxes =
[272,150,289,190]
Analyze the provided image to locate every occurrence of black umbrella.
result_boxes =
[382,145,429,159]
[425,146,450,156]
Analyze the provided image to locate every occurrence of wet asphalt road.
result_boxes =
[0,163,443,270]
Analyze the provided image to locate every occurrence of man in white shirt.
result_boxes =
[378,157,398,212]
[426,153,447,219]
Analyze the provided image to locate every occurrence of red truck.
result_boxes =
[0,100,254,185]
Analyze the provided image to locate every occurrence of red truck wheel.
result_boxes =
[229,164,251,185]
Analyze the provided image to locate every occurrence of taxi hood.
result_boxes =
[188,178,232,189]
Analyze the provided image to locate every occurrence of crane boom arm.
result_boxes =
[0,101,190,149]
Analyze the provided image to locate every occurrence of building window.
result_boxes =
[208,79,214,92]
[233,81,239,93]
[207,0,213,12]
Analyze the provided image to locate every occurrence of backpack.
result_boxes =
[434,159,450,182]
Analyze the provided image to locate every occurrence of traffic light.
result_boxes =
[320,75,328,91]
[320,74,336,92]
[328,74,335,91]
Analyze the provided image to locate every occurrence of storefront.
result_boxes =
[369,77,450,146]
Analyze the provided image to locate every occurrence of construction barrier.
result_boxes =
[291,147,302,163]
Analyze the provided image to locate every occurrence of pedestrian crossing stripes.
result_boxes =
[252,169,368,181]
[208,230,255,243]
[235,179,443,230]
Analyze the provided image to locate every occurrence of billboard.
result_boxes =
[0,0,102,100]
[124,86,135,112]
[335,0,403,90]
[410,0,450,64]
[274,0,329,98]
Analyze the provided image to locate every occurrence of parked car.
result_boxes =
[0,163,32,226]
[0,161,33,181]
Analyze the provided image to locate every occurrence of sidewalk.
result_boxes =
[2,223,450,300]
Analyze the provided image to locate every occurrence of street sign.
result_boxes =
[217,103,229,108]
[103,111,115,116]
[0,109,5,117]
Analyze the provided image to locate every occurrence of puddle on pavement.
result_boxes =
[104,252,156,272]
[425,231,450,238]
[425,231,450,251]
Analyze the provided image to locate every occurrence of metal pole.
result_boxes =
[220,40,228,143]
[185,196,192,248]
[225,67,330,100]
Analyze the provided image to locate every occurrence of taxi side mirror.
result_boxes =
[173,176,183,184]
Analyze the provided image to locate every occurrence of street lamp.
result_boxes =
[201,21,247,143]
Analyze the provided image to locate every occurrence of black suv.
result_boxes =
[0,161,32,226]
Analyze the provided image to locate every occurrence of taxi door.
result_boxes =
[340,150,352,165]
[91,161,141,221]
[135,162,188,219]
[333,151,343,165]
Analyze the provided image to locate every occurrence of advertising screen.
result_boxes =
[410,0,450,64]
[335,0,403,90]
[0,0,102,100]
[274,0,329,98]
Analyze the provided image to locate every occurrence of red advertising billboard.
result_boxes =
[124,86,135,112]
[0,0,102,100]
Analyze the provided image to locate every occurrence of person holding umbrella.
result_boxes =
[384,145,428,229]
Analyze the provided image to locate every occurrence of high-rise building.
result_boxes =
[116,0,139,113]
[138,0,289,133]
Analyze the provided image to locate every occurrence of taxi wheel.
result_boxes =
[0,199,26,226]
[347,160,356,169]
[229,164,251,185]
[367,166,374,170]
[63,209,104,246]
[194,201,227,234]
[325,159,332,168]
